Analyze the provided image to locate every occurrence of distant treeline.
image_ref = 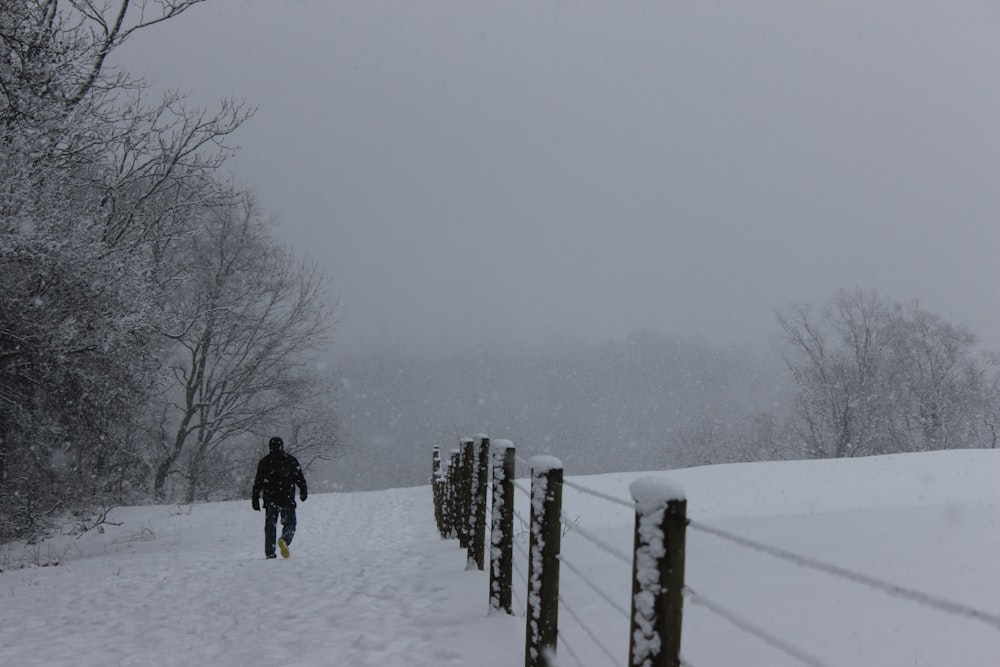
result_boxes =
[331,332,789,490]
[330,290,999,491]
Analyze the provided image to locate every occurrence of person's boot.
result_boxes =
[278,538,290,559]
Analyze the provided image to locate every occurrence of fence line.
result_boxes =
[512,528,531,558]
[554,483,636,666]
[434,437,1000,667]
[557,589,622,667]
[436,440,688,667]
[689,518,1000,632]
[510,513,530,617]
[558,552,631,620]
[562,478,635,510]
[512,555,529,589]
[560,511,632,566]
[558,472,653,665]
[511,568,529,617]
[556,629,586,667]
[512,507,530,533]
[679,653,698,667]
[514,454,535,483]
[557,474,644,662]
[685,586,834,667]
[510,534,529,617]
[525,459,563,667]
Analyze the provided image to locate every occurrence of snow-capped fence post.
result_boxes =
[432,446,449,539]
[628,478,687,667]
[489,440,516,614]
[524,456,563,667]
[467,435,491,571]
[431,446,440,530]
[446,449,460,539]
[457,439,474,549]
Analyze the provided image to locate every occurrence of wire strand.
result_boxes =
[512,507,530,533]
[556,629,586,667]
[686,586,835,667]
[512,553,529,585]
[689,518,1000,632]
[561,511,633,566]
[511,559,528,616]
[515,454,545,484]
[559,590,622,667]
[558,553,631,621]
[562,478,635,510]
[512,531,530,561]
[512,479,532,499]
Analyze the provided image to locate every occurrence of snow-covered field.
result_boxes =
[2,449,999,666]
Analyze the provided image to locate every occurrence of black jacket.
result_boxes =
[252,450,307,509]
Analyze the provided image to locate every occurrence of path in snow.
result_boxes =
[0,487,521,667]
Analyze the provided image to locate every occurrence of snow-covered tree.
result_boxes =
[777,289,998,459]
[0,1,302,537]
[0,215,161,535]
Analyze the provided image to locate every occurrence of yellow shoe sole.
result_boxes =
[278,538,290,558]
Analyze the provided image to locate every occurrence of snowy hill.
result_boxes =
[2,450,999,666]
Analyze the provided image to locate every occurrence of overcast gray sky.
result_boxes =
[119,0,1000,354]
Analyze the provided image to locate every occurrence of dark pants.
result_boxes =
[264,506,296,557]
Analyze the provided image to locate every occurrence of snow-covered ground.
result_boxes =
[3,449,999,666]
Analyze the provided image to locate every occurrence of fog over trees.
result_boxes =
[330,332,789,491]
[328,293,999,492]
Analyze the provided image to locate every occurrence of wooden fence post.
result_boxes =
[489,440,515,614]
[467,435,491,571]
[525,456,563,667]
[457,439,473,548]
[432,446,449,539]
[628,478,687,667]
[446,449,460,539]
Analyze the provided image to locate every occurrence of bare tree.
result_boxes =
[153,194,335,501]
[278,388,345,472]
[778,289,998,459]
[1,1,207,115]
[891,306,988,451]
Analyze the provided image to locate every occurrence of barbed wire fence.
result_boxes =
[432,438,1000,667]
[435,440,686,667]
[513,467,629,667]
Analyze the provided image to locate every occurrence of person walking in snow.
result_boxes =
[252,436,308,559]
